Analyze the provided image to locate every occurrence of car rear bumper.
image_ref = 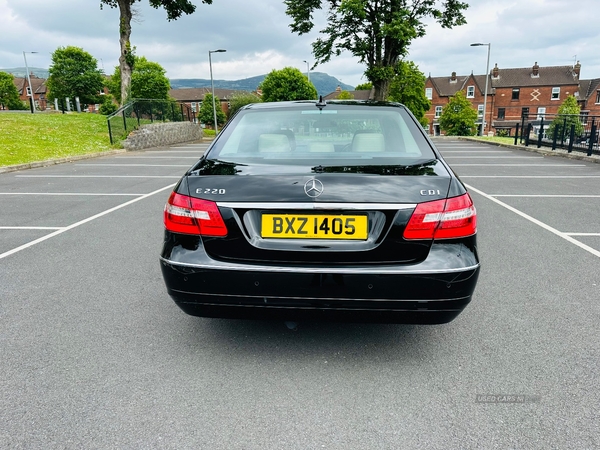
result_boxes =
[160,241,480,324]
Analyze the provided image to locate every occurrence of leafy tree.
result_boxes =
[259,67,318,102]
[439,91,478,136]
[354,82,372,91]
[227,91,262,119]
[46,46,104,107]
[337,90,354,99]
[98,94,118,115]
[199,93,226,128]
[387,60,430,127]
[0,72,27,110]
[546,95,583,140]
[100,0,215,106]
[107,56,170,103]
[285,0,468,101]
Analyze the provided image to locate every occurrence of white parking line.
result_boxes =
[0,184,176,260]
[491,195,600,198]
[149,149,208,152]
[462,176,600,178]
[15,175,181,178]
[444,156,542,159]
[75,164,190,167]
[0,193,144,196]
[465,184,600,258]
[565,233,600,236]
[440,151,510,153]
[452,164,586,167]
[115,156,199,159]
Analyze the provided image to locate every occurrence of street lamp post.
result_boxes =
[303,60,310,83]
[23,51,38,114]
[470,43,491,136]
[209,49,226,134]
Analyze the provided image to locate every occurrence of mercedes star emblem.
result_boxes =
[304,179,324,198]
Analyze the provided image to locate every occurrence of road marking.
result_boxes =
[491,195,600,198]
[114,156,199,159]
[75,164,190,167]
[452,164,586,167]
[150,149,208,152]
[0,226,64,230]
[466,184,600,258]
[15,175,181,178]
[462,176,600,178]
[0,184,176,260]
[440,150,510,153]
[444,156,542,159]
[0,193,144,196]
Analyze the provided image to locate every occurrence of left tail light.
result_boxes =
[404,193,477,240]
[164,192,227,236]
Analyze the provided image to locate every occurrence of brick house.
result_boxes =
[578,78,600,117]
[169,88,241,120]
[12,73,48,110]
[424,71,487,136]
[425,62,595,136]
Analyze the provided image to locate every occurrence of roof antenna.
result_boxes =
[316,95,326,110]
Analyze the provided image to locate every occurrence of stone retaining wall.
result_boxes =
[122,122,203,150]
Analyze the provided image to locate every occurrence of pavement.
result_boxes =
[0,137,599,449]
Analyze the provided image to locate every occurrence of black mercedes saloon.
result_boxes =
[160,100,479,324]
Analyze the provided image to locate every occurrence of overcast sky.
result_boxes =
[2,0,599,87]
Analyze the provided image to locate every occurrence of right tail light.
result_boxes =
[404,193,477,240]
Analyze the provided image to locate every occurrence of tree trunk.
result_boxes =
[373,79,390,101]
[117,0,133,106]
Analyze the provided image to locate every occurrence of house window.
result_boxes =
[191,102,196,112]
[425,88,432,100]
[512,88,520,100]
[596,90,600,104]
[497,108,505,120]
[537,107,546,120]
[477,104,484,117]
[467,86,475,98]
[521,107,529,118]
[435,106,443,118]
[552,87,560,100]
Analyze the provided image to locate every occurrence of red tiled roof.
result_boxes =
[430,63,580,98]
[490,64,579,88]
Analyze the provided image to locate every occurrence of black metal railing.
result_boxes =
[516,113,599,156]
[107,99,196,144]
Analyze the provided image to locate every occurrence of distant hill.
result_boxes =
[0,67,49,79]
[170,72,354,97]
[0,67,355,97]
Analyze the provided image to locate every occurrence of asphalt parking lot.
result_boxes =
[1,139,599,449]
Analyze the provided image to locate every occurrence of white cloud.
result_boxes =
[2,0,600,86]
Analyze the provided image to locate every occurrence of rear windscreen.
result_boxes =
[207,104,436,166]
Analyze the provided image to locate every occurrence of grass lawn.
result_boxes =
[0,112,113,167]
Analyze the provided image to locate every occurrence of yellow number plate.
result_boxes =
[261,214,368,240]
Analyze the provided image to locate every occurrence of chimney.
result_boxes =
[492,63,499,78]
[573,60,581,78]
[450,71,457,82]
[532,62,539,77]
[335,85,342,92]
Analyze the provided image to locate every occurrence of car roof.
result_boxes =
[240,100,407,111]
